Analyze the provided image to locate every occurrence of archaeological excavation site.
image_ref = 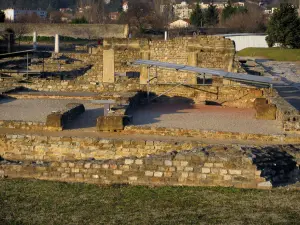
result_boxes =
[1,34,300,190]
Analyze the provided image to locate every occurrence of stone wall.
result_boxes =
[267,90,300,132]
[1,80,265,108]
[0,24,129,39]
[123,126,300,143]
[0,120,46,130]
[0,145,299,189]
[104,36,235,85]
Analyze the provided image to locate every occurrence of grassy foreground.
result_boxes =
[1,179,300,225]
[237,47,300,61]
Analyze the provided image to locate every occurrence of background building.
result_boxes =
[4,8,47,21]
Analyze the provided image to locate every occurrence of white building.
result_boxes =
[4,8,47,21]
[123,1,129,12]
[199,2,227,9]
[173,1,193,20]
[169,19,190,29]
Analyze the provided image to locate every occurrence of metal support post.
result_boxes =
[147,66,150,103]
[26,53,29,79]
[42,51,45,73]
[203,73,206,85]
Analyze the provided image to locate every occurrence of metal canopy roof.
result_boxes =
[133,59,277,85]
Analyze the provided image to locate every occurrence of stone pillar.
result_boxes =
[188,52,198,67]
[164,31,168,41]
[188,52,198,84]
[140,51,150,85]
[54,34,60,53]
[103,48,115,83]
[33,31,37,50]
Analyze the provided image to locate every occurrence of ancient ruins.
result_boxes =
[0,34,300,189]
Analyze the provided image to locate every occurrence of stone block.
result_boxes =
[204,163,213,167]
[46,113,62,128]
[113,170,123,175]
[254,98,276,120]
[97,116,124,131]
[125,159,134,165]
[145,171,154,177]
[223,175,232,180]
[202,168,211,174]
[135,159,143,165]
[229,170,242,175]
[257,181,272,189]
[164,160,172,166]
[154,172,163,177]
[128,176,138,181]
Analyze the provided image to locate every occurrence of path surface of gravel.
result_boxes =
[132,103,283,135]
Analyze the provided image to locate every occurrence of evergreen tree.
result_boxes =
[266,3,300,48]
[0,10,5,22]
[190,1,204,27]
[205,4,218,26]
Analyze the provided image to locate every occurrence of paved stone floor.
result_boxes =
[132,102,284,135]
[256,60,300,111]
[0,98,103,123]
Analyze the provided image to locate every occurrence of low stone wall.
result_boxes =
[0,23,129,39]
[0,134,202,161]
[46,103,85,131]
[0,120,46,130]
[1,81,266,109]
[0,145,299,189]
[267,91,300,132]
[123,126,300,143]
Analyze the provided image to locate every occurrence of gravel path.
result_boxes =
[0,98,103,123]
[132,103,283,135]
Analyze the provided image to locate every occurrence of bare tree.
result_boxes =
[77,0,105,23]
[49,11,63,23]
[7,22,28,46]
[221,5,267,33]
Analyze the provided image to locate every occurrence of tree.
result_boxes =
[120,1,159,34]
[7,23,28,46]
[222,1,247,22]
[266,3,300,48]
[222,4,266,33]
[190,2,204,27]
[0,10,5,22]
[204,4,218,27]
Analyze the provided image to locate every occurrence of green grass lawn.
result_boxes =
[237,48,300,61]
[1,179,300,225]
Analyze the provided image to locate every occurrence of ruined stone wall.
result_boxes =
[1,143,299,189]
[1,81,264,108]
[148,37,235,84]
[0,134,203,161]
[0,150,268,189]
[105,36,235,85]
[267,90,300,132]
